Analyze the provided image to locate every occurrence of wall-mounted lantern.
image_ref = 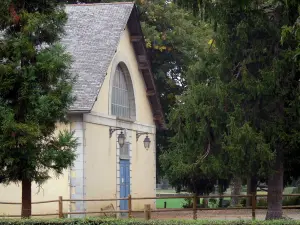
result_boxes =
[143,135,151,150]
[136,132,151,150]
[109,127,125,148]
[118,131,125,148]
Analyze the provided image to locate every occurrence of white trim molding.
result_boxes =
[83,112,156,134]
[69,115,86,218]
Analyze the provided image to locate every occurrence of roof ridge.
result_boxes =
[67,2,134,6]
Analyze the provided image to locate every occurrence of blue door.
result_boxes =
[120,159,130,212]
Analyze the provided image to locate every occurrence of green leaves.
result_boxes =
[2,218,300,225]
[0,0,77,185]
[164,0,300,197]
[222,121,273,177]
[37,130,77,177]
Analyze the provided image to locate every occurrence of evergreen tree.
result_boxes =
[138,0,213,180]
[0,0,77,217]
[165,0,299,219]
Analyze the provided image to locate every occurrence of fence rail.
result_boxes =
[1,193,300,220]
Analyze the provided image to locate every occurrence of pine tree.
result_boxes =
[0,0,77,218]
[166,0,299,219]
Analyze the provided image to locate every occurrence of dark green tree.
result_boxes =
[166,0,299,219]
[138,0,213,180]
[0,0,77,217]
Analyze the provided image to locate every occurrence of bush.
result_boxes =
[292,186,300,194]
[182,198,193,208]
[208,198,218,208]
[257,198,268,207]
[221,199,230,208]
[282,196,300,206]
[240,198,247,207]
[1,218,300,225]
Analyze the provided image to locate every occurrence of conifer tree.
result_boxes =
[165,0,299,219]
[0,0,77,217]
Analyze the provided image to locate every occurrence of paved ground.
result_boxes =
[132,209,300,220]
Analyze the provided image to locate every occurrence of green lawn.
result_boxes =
[156,198,185,208]
[155,187,295,209]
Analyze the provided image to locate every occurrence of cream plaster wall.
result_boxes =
[85,26,156,212]
[130,131,156,210]
[0,123,71,217]
[84,122,117,215]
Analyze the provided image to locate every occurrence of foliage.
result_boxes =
[282,196,300,206]
[0,0,77,216]
[0,218,300,225]
[164,0,299,219]
[137,0,213,180]
[182,198,193,208]
[257,198,268,207]
[3,219,300,225]
[208,198,218,208]
[240,198,247,207]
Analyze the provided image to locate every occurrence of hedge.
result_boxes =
[0,219,300,225]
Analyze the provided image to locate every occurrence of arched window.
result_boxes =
[111,64,135,119]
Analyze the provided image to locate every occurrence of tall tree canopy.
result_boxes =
[0,0,77,217]
[138,0,213,180]
[164,0,300,219]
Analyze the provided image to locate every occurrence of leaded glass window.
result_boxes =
[111,66,130,118]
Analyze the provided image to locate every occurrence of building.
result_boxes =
[0,2,164,217]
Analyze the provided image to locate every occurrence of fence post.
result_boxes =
[193,195,197,220]
[251,192,256,220]
[144,204,151,220]
[128,194,132,218]
[58,196,63,218]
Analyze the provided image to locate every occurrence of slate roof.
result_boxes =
[62,3,134,111]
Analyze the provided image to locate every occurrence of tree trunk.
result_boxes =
[266,153,283,220]
[231,176,242,206]
[247,176,257,207]
[21,178,32,218]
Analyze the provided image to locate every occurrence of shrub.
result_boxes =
[282,196,300,206]
[256,198,267,207]
[182,198,193,208]
[292,186,300,194]
[208,198,218,208]
[221,199,230,208]
[1,218,300,225]
[239,198,247,207]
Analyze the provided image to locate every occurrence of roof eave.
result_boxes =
[127,4,166,130]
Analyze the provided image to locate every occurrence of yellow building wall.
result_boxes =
[0,123,71,217]
[86,26,156,212]
[130,131,156,210]
[84,122,117,215]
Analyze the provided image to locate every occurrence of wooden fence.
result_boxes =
[1,193,300,220]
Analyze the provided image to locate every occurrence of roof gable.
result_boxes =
[62,3,165,129]
[62,3,133,111]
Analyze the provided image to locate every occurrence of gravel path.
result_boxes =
[132,209,300,220]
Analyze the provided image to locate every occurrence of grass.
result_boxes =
[156,198,185,208]
[155,187,294,209]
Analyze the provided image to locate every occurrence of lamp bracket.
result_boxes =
[109,127,124,138]
[136,132,148,141]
